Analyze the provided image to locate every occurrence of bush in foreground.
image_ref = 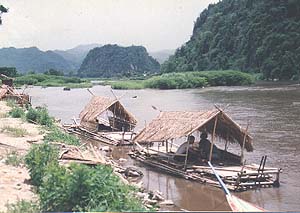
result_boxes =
[25,143,144,212]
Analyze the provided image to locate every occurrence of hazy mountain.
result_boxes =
[0,47,74,73]
[54,43,102,69]
[162,0,300,80]
[78,44,160,78]
[149,49,175,64]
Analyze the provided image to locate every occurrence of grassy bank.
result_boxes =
[5,103,145,212]
[15,74,92,88]
[108,70,254,90]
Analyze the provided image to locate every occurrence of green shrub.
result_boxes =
[111,81,145,90]
[26,107,54,127]
[39,163,145,212]
[9,107,25,118]
[5,151,24,167]
[5,199,40,213]
[44,127,80,146]
[25,143,59,187]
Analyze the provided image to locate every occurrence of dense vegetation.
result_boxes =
[54,43,102,70]
[0,67,17,77]
[0,47,75,73]
[14,73,92,88]
[162,0,300,81]
[78,44,160,78]
[109,70,254,90]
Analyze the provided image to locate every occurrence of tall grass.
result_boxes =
[0,125,28,137]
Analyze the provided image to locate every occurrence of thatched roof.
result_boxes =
[134,110,253,152]
[79,96,137,130]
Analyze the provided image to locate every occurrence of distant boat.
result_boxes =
[63,87,71,91]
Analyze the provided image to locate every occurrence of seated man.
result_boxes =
[174,135,197,161]
[199,132,220,161]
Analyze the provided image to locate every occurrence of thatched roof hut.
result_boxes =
[134,109,253,152]
[79,96,137,132]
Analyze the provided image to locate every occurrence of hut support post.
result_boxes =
[166,140,168,153]
[209,116,218,162]
[240,122,249,165]
[184,136,190,171]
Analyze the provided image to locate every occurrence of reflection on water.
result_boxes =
[27,84,300,211]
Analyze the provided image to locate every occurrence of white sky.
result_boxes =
[0,0,218,51]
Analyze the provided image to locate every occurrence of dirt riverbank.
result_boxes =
[0,101,43,211]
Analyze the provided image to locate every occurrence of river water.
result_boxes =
[27,83,300,211]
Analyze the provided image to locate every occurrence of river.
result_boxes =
[27,83,300,211]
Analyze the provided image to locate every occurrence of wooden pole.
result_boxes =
[240,122,250,165]
[209,116,218,162]
[184,136,190,171]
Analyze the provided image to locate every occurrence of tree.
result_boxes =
[0,4,8,25]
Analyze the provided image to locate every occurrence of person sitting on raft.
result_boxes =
[199,132,220,161]
[174,135,198,161]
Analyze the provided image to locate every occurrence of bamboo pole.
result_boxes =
[184,136,190,171]
[240,122,249,165]
[209,116,218,162]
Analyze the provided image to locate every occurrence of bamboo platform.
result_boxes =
[129,150,282,192]
[63,124,135,146]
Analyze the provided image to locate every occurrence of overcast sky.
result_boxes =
[0,0,218,51]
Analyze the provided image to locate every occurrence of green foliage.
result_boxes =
[5,199,40,213]
[6,100,17,108]
[111,80,145,90]
[25,143,59,187]
[0,67,17,77]
[39,163,145,212]
[14,73,92,88]
[44,68,64,76]
[44,127,80,146]
[78,44,160,78]
[5,151,24,167]
[9,107,25,118]
[25,143,144,212]
[145,73,208,89]
[109,70,253,90]
[25,107,54,127]
[162,0,300,80]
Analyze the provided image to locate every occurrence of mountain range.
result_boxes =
[0,44,172,74]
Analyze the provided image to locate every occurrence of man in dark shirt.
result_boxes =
[199,132,219,161]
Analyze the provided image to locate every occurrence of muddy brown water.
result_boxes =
[27,83,300,211]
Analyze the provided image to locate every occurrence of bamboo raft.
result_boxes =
[64,124,136,146]
[130,149,281,192]
[129,108,282,192]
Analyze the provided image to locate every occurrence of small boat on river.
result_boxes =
[129,108,282,191]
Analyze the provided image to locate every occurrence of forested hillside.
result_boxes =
[54,44,102,70]
[0,47,75,73]
[162,0,300,80]
[78,44,160,78]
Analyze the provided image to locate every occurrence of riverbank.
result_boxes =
[0,100,153,212]
[0,101,42,212]
[14,74,92,88]
[104,70,254,90]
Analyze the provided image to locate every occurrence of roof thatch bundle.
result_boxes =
[79,96,137,131]
[134,110,253,152]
